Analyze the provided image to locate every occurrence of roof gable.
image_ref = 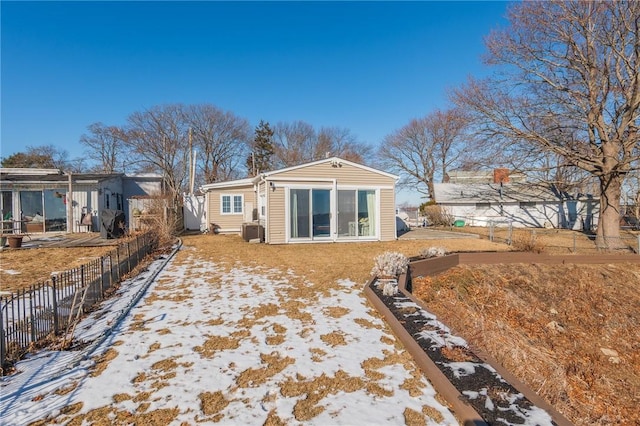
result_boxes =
[200,158,398,192]
[262,157,398,180]
[200,178,255,191]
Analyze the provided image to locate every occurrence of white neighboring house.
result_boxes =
[433,182,599,230]
[0,168,162,234]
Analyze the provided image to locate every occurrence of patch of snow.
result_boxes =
[1,248,458,425]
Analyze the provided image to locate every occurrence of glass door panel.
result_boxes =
[337,190,356,237]
[358,190,376,237]
[312,189,331,238]
[20,191,44,233]
[290,189,310,238]
[44,190,67,232]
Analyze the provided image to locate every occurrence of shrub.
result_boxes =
[133,195,180,249]
[382,279,399,296]
[422,205,454,226]
[419,246,448,258]
[371,251,409,278]
[511,230,545,253]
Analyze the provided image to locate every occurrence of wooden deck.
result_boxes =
[22,232,124,248]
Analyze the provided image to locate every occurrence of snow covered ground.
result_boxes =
[1,244,458,425]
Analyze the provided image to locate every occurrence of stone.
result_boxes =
[600,347,621,364]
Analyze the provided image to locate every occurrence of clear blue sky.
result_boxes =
[1,1,509,169]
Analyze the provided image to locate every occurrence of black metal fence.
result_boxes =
[0,232,157,372]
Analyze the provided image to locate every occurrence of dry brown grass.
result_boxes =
[180,233,509,293]
[0,233,506,295]
[8,232,637,425]
[0,246,115,293]
[413,263,640,426]
[443,226,640,254]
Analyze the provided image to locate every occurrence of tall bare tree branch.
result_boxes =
[453,0,640,248]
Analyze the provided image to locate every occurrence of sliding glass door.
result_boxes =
[337,189,376,239]
[18,190,68,232]
[290,188,331,240]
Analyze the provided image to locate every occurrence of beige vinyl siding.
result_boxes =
[273,162,395,187]
[379,188,396,241]
[266,186,286,244]
[265,162,396,244]
[207,185,255,233]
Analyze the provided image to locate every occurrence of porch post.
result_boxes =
[332,179,338,242]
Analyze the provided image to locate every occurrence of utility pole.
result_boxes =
[188,128,193,195]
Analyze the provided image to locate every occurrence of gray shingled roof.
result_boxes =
[433,182,576,204]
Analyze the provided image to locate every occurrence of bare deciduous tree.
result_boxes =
[272,121,317,167]
[377,108,469,201]
[272,121,371,168]
[317,126,372,164]
[453,1,640,249]
[183,104,251,183]
[79,122,129,173]
[125,104,190,207]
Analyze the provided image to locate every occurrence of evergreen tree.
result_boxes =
[247,120,275,176]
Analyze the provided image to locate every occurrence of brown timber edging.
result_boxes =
[364,252,639,425]
[363,283,486,426]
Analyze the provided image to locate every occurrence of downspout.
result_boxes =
[67,172,73,234]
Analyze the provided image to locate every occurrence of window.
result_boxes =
[221,194,243,214]
[1,191,12,220]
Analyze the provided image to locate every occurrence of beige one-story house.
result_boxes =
[201,157,399,244]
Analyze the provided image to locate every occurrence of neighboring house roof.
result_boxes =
[200,178,255,191]
[433,183,597,204]
[445,169,527,184]
[200,157,398,192]
[0,168,162,184]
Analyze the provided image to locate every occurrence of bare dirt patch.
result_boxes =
[199,390,230,416]
[412,262,640,425]
[236,351,295,388]
[90,348,119,377]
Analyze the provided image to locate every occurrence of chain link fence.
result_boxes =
[444,223,640,254]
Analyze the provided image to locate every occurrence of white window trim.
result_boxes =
[220,194,244,215]
[284,185,381,243]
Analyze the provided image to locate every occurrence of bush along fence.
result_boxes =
[0,232,158,373]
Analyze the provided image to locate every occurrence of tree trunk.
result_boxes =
[596,175,624,250]
[427,180,436,203]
